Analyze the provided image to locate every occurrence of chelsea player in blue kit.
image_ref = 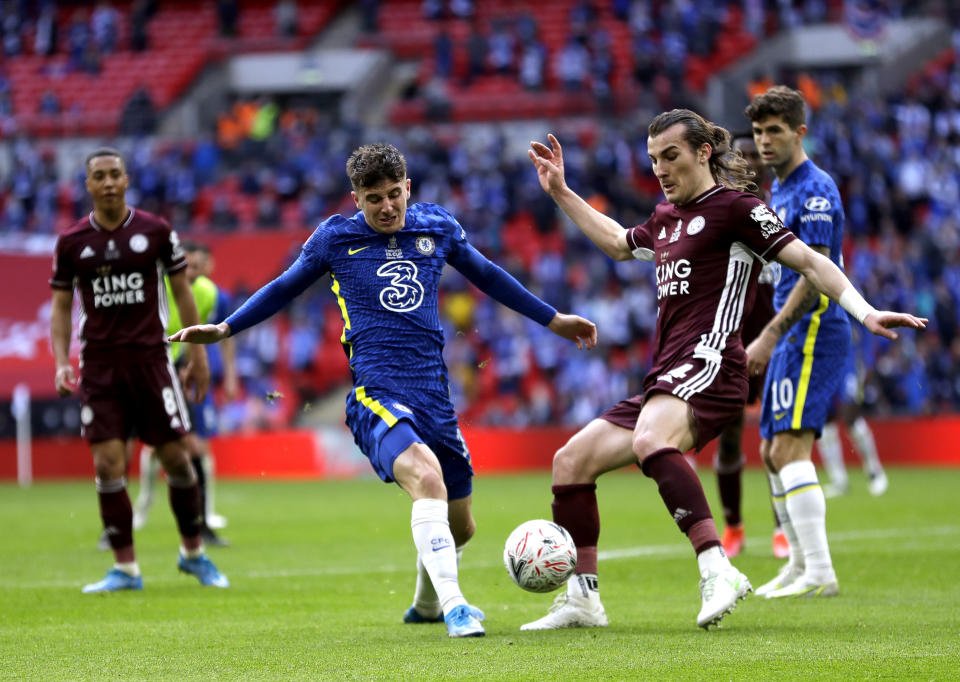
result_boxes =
[744,86,854,598]
[170,143,597,637]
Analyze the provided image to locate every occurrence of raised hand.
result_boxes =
[863,312,928,340]
[528,133,568,196]
[548,312,598,350]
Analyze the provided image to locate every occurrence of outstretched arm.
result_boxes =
[746,245,829,375]
[169,253,320,344]
[774,239,927,339]
[450,242,597,350]
[529,134,634,261]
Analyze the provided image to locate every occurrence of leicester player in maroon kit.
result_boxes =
[523,110,926,630]
[49,148,229,592]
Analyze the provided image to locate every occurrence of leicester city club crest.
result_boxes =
[415,235,436,255]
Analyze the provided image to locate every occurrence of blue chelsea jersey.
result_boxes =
[300,202,470,396]
[769,159,851,348]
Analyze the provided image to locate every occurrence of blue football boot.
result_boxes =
[444,604,485,637]
[82,568,143,594]
[177,553,230,588]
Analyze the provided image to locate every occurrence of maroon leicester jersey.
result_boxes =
[626,185,796,383]
[50,208,186,363]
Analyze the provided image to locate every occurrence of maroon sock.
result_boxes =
[715,454,744,527]
[641,448,720,554]
[168,477,203,545]
[552,483,599,575]
[97,478,134,557]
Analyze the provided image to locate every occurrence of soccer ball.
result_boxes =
[503,520,577,593]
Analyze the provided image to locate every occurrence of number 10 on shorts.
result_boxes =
[770,377,794,412]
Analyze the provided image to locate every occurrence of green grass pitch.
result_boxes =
[2,467,957,680]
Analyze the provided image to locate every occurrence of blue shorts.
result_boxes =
[344,387,473,500]
[760,344,848,441]
[189,393,218,438]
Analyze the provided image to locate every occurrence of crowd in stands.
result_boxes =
[2,0,959,430]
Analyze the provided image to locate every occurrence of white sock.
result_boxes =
[817,423,848,488]
[696,545,732,579]
[779,461,835,581]
[180,545,204,559]
[410,499,466,614]
[850,417,883,475]
[769,472,804,570]
[567,573,600,600]
[114,561,140,577]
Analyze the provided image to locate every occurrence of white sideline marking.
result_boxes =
[8,525,959,590]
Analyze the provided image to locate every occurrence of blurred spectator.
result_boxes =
[38,90,60,115]
[359,0,380,32]
[67,11,91,71]
[130,0,150,52]
[488,20,516,75]
[2,1,22,56]
[465,25,487,85]
[120,86,157,136]
[91,1,120,54]
[275,0,298,38]
[217,0,239,38]
[34,2,58,57]
[434,31,453,79]
[555,36,590,91]
[519,42,547,90]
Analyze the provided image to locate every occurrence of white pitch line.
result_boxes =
[6,525,958,590]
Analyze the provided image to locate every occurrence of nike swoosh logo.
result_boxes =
[774,412,787,421]
[348,246,371,255]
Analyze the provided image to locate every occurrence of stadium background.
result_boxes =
[1,0,959,479]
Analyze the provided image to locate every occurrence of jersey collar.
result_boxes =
[89,207,135,232]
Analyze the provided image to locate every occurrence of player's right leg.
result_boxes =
[391,437,484,638]
[84,438,143,593]
[404,494,485,624]
[716,412,746,557]
[520,417,637,631]
[154,439,230,588]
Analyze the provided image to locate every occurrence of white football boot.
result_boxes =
[755,562,804,597]
[520,578,608,630]
[697,566,752,629]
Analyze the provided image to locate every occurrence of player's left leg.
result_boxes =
[634,393,752,629]
[716,412,746,557]
[763,430,837,598]
[155,439,229,588]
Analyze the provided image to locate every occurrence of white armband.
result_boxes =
[838,286,877,324]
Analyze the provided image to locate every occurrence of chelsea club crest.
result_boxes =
[415,235,436,255]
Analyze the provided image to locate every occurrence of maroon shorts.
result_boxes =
[78,355,190,446]
[600,355,748,452]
